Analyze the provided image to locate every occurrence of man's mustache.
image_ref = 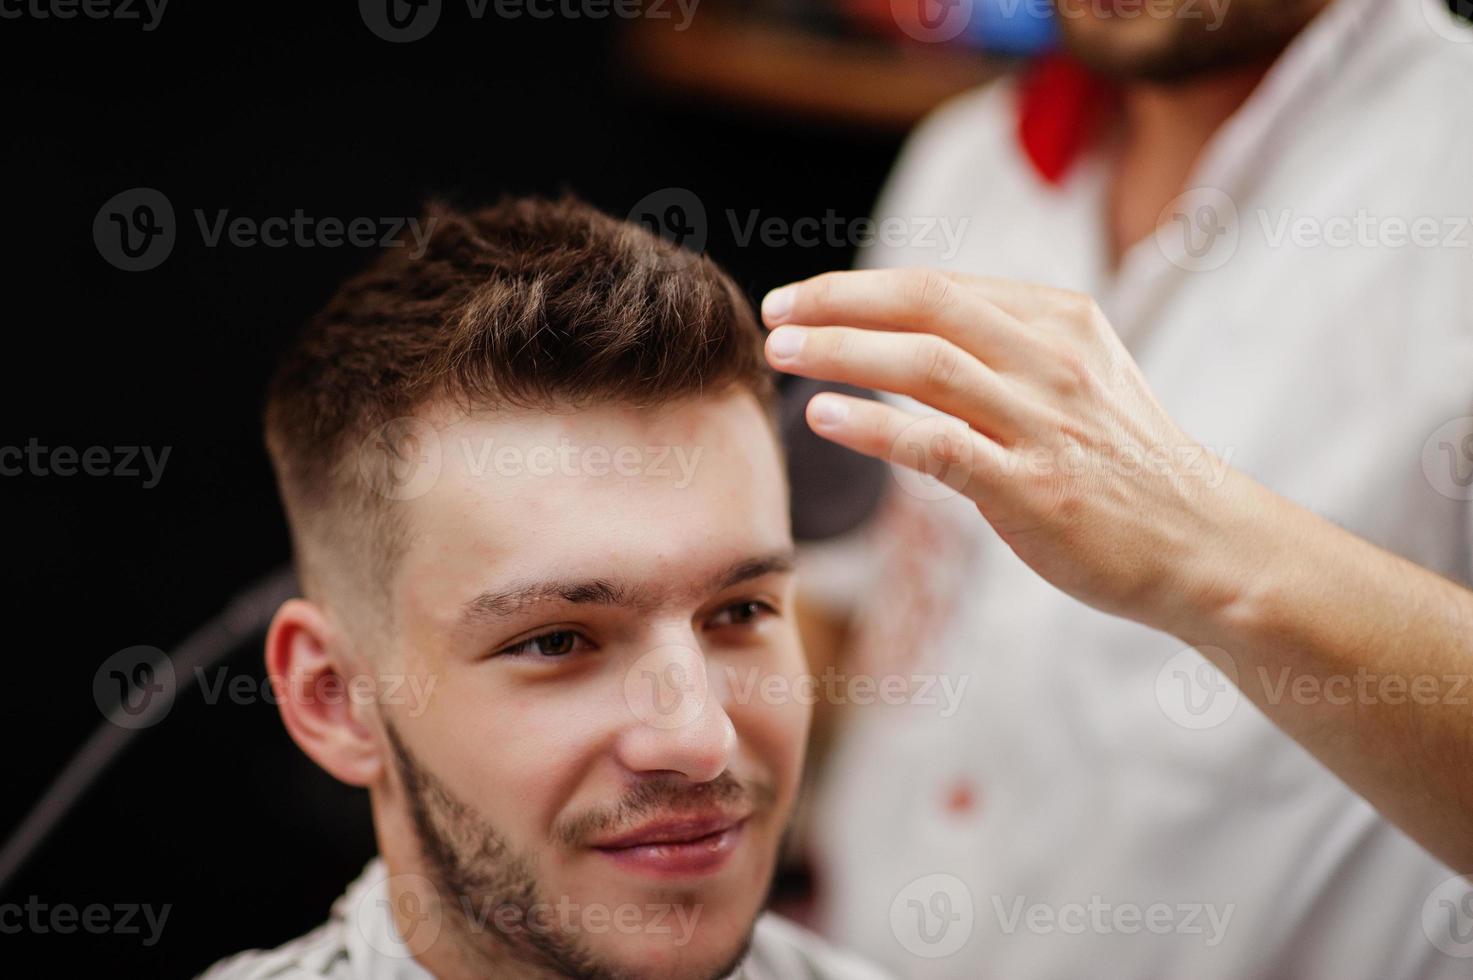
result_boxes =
[553,772,776,849]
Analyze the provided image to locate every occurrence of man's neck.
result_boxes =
[1106,64,1269,266]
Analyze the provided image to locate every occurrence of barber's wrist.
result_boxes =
[1153,463,1286,647]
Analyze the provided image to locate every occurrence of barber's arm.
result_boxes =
[760,267,1473,875]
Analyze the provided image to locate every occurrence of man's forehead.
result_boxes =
[390,391,790,622]
[406,392,781,519]
[418,388,762,441]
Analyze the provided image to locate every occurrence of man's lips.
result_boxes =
[590,811,745,849]
[589,811,749,878]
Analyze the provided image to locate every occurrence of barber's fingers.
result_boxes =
[766,325,1035,444]
[801,391,1009,502]
[941,273,1101,323]
[762,268,1055,371]
[767,267,1095,325]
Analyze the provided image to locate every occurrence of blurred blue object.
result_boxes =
[964,0,1058,54]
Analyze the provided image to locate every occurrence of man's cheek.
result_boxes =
[726,659,811,787]
[427,694,579,814]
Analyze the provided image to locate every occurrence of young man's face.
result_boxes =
[370,387,807,980]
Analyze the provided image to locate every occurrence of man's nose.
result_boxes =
[616,640,736,783]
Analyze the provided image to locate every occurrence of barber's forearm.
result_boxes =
[1176,468,1473,873]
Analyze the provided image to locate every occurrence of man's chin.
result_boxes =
[579,925,756,980]
[450,910,755,980]
[464,870,767,980]
[536,876,765,980]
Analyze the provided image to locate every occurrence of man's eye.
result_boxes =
[708,599,777,629]
[499,630,588,659]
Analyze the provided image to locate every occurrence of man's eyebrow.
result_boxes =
[710,550,796,593]
[459,579,642,625]
[457,549,796,627]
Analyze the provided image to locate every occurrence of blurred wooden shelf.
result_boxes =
[621,18,1005,130]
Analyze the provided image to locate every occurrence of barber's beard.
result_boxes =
[1052,0,1328,84]
[383,722,774,980]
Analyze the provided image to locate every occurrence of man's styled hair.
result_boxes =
[264,195,773,611]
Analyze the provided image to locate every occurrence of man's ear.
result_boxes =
[265,598,384,787]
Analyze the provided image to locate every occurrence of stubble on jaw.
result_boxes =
[384,721,609,979]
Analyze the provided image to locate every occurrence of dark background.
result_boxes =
[0,3,912,976]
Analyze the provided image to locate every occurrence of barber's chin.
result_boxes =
[1058,18,1182,76]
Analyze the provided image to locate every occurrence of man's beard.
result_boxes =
[383,721,774,980]
[1052,0,1328,84]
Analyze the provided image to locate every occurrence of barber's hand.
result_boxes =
[761,269,1247,632]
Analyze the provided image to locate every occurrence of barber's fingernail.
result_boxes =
[810,394,849,428]
[767,327,805,361]
[762,287,795,323]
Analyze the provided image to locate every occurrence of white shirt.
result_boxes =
[809,0,1473,977]
[200,859,893,980]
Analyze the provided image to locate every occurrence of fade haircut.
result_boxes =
[264,195,774,617]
